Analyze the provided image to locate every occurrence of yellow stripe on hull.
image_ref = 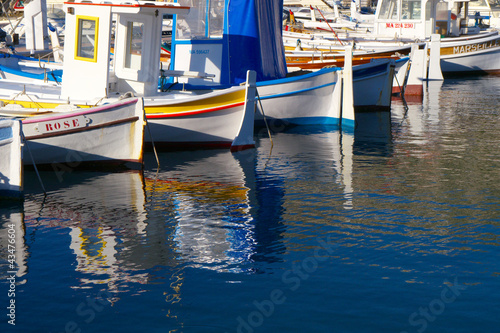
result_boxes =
[440,36,500,56]
[0,99,84,110]
[145,89,246,115]
[1,88,246,118]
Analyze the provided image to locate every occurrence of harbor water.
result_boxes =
[1,75,499,332]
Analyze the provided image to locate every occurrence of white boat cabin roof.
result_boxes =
[60,0,189,101]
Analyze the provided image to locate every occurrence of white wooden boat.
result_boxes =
[285,0,500,76]
[438,31,500,74]
[0,0,396,133]
[0,119,23,199]
[373,0,500,75]
[0,96,145,166]
[255,67,342,126]
[351,58,396,112]
[0,53,63,84]
[255,56,395,126]
[0,0,258,151]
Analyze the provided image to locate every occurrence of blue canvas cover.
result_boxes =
[227,0,287,84]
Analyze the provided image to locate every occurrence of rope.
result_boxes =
[9,86,44,109]
[21,130,46,196]
[255,89,273,148]
[315,6,344,46]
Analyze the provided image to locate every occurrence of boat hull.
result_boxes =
[440,34,500,75]
[255,68,341,126]
[0,119,23,199]
[0,73,256,152]
[353,59,396,112]
[144,77,256,151]
[18,98,145,167]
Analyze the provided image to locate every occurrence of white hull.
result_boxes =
[147,108,246,144]
[254,58,395,127]
[352,59,395,111]
[145,91,254,149]
[0,119,23,199]
[440,33,500,74]
[255,68,341,126]
[4,98,145,166]
[144,72,257,150]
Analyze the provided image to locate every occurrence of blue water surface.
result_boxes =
[1,76,499,333]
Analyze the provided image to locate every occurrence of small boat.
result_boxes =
[255,56,396,127]
[285,0,500,76]
[0,118,23,199]
[255,67,342,126]
[371,0,500,75]
[0,52,63,83]
[438,31,500,75]
[285,45,410,69]
[0,96,146,167]
[0,0,258,151]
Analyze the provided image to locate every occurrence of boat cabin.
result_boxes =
[373,0,480,39]
[169,0,287,87]
[60,0,189,100]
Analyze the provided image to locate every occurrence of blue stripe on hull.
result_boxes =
[341,118,356,128]
[257,82,336,100]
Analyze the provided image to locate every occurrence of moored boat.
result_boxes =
[0,0,258,151]
[0,118,23,199]
[0,96,146,167]
[255,55,396,127]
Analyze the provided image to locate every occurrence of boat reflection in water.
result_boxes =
[12,119,392,303]
[144,150,258,273]
[0,202,28,282]
[23,171,148,294]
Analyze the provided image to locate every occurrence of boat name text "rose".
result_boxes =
[453,39,500,54]
[189,49,210,55]
[385,22,414,29]
[39,116,87,134]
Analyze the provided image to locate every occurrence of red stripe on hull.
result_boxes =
[230,143,256,152]
[147,102,244,119]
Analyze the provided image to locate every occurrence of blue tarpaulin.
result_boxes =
[227,0,287,84]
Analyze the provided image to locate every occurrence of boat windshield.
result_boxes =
[175,0,225,40]
[401,0,421,19]
[378,0,399,19]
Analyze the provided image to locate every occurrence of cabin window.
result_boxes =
[402,0,421,19]
[378,0,399,19]
[125,21,144,70]
[436,2,449,20]
[75,16,98,62]
[175,0,224,39]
